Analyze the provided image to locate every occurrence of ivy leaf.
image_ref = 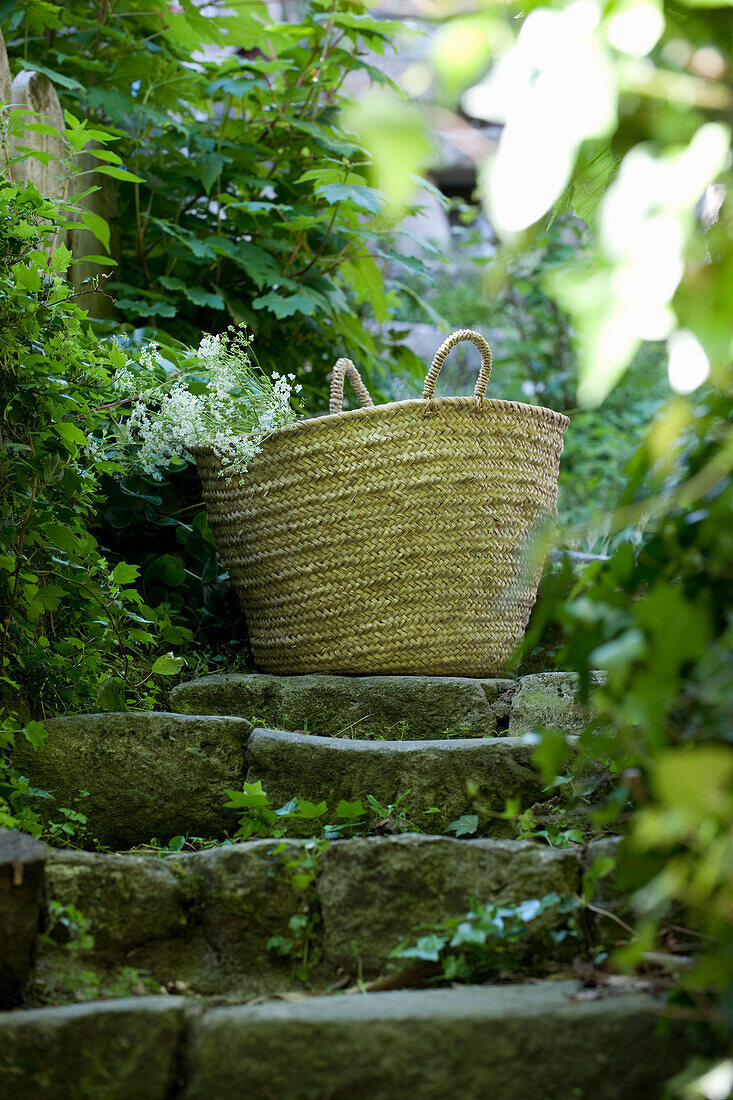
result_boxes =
[224,780,270,811]
[335,799,365,819]
[445,814,479,837]
[295,800,328,819]
[392,934,446,962]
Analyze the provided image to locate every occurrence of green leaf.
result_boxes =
[81,210,111,251]
[581,857,616,904]
[23,721,47,751]
[55,421,88,448]
[87,148,123,164]
[315,183,383,214]
[111,562,140,586]
[73,254,117,266]
[198,153,226,194]
[184,286,225,309]
[393,934,445,962]
[97,676,127,712]
[151,653,185,676]
[94,165,146,184]
[295,800,328,819]
[335,799,365,819]
[16,59,84,92]
[224,780,271,811]
[445,814,479,837]
[252,291,319,318]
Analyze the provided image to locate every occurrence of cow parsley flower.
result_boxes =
[114,327,300,481]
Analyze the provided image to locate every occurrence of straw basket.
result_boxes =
[196,330,569,677]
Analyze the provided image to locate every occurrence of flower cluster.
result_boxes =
[113,328,301,480]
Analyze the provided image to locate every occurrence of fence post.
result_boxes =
[9,68,67,198]
[0,29,10,106]
[1,30,118,317]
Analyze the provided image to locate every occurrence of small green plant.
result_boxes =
[43,900,95,955]
[223,782,421,841]
[266,839,326,983]
[389,893,583,984]
[224,781,328,840]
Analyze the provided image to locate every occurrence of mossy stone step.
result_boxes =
[14,718,562,849]
[0,984,694,1100]
[246,728,551,834]
[171,671,518,739]
[0,996,185,1100]
[40,836,607,997]
[183,983,689,1100]
[12,713,252,848]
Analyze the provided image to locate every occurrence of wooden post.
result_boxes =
[9,69,66,197]
[0,828,47,1008]
[0,30,11,106]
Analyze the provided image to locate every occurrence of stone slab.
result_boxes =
[40,841,318,998]
[170,672,517,738]
[508,671,606,736]
[182,982,693,1100]
[12,713,251,849]
[39,834,606,998]
[246,728,549,834]
[0,996,186,1100]
[318,834,581,972]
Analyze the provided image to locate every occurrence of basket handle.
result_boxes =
[329,357,375,415]
[422,329,493,407]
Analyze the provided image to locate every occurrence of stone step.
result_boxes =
[14,716,564,849]
[0,983,694,1100]
[171,670,604,739]
[246,728,553,834]
[39,835,613,998]
[12,713,252,849]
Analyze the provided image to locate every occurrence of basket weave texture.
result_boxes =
[196,330,569,677]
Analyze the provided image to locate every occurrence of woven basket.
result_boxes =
[196,330,569,677]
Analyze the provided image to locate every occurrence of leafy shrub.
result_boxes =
[1,0,425,398]
[527,380,733,1025]
[0,171,194,832]
[389,893,583,984]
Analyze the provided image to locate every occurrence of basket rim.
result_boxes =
[193,394,569,457]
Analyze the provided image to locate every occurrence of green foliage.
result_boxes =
[1,0,424,401]
[0,176,189,720]
[266,839,325,982]
[527,380,733,1025]
[0,168,194,834]
[389,893,583,984]
[223,781,419,841]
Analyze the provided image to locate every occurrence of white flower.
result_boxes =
[117,327,301,481]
